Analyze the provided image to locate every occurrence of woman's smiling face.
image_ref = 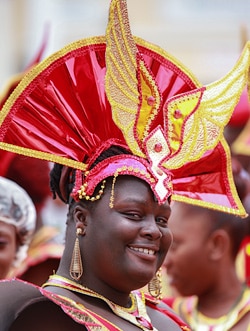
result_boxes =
[80,175,172,293]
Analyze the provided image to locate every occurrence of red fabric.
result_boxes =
[0,43,195,163]
[0,40,243,214]
[0,150,50,212]
[241,236,250,286]
[146,298,191,330]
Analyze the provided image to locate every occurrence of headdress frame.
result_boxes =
[0,0,249,217]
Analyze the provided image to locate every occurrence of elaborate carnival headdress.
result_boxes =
[0,0,249,216]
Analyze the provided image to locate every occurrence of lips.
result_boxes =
[128,246,157,256]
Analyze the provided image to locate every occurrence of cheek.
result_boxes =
[85,223,124,261]
[177,242,207,269]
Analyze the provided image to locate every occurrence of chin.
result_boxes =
[129,273,154,291]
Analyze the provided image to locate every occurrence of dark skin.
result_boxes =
[164,201,250,331]
[15,175,182,331]
[0,221,17,279]
[9,292,183,331]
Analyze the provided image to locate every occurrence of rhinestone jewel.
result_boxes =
[156,168,163,176]
[174,109,182,119]
[136,316,153,330]
[154,143,162,152]
[147,96,155,106]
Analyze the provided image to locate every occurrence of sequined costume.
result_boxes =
[0,278,190,330]
[163,286,250,331]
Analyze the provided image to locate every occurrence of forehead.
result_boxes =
[114,175,164,203]
[0,221,16,235]
[106,175,171,209]
[115,175,152,193]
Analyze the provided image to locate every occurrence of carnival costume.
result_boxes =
[0,277,190,331]
[164,286,250,331]
[0,0,250,330]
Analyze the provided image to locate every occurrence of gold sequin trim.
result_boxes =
[0,142,87,171]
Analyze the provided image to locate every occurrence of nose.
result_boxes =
[140,217,162,240]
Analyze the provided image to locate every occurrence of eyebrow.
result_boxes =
[116,197,171,211]
[116,197,147,204]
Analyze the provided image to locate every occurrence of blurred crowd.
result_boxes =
[0,3,249,330]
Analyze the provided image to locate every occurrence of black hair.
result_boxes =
[50,145,131,204]
[50,163,66,202]
[208,209,250,258]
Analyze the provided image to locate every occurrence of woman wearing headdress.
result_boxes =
[0,0,249,330]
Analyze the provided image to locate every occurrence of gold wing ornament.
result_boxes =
[104,0,249,215]
[105,0,162,158]
[163,41,250,169]
[105,0,250,170]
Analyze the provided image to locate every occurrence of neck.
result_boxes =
[52,272,132,308]
[197,271,244,317]
[42,274,154,331]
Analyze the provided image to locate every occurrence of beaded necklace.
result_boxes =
[187,285,248,331]
[42,274,158,331]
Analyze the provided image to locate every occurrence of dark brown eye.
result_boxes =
[123,212,142,221]
[156,217,168,227]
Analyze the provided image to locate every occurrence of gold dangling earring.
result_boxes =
[70,228,84,281]
[148,268,162,300]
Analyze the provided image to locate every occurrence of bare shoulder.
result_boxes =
[146,298,190,331]
[9,299,86,331]
[0,278,40,296]
[0,279,43,330]
[0,279,85,331]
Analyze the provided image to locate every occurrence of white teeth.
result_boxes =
[130,247,155,255]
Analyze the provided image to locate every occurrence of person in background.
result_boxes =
[224,87,250,289]
[1,154,65,285]
[0,0,249,329]
[163,158,250,330]
[0,153,51,228]
[0,176,36,279]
